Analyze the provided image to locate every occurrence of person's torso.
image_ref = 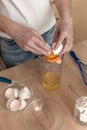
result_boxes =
[0,0,56,38]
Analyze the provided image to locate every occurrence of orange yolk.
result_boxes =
[47,53,57,59]
[44,53,62,64]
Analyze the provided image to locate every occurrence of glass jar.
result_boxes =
[74,96,87,126]
[39,55,63,91]
[24,98,64,130]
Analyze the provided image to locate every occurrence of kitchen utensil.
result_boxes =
[24,98,64,130]
[70,51,87,85]
[39,56,63,91]
[0,77,17,84]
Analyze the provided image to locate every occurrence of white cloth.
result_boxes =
[0,0,56,38]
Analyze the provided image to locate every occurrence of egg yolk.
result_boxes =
[44,53,62,64]
[46,53,57,59]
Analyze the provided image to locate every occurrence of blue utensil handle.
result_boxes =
[0,77,12,83]
[70,51,80,62]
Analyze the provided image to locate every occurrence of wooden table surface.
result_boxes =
[0,40,87,130]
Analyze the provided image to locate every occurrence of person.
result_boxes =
[0,0,73,67]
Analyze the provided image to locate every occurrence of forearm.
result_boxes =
[0,13,19,37]
[54,0,72,22]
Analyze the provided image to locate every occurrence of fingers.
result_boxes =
[53,34,73,56]
[32,37,52,55]
[22,31,52,55]
[23,37,52,55]
[30,31,52,55]
[53,27,73,55]
[59,39,73,55]
[53,32,65,50]
[15,26,52,55]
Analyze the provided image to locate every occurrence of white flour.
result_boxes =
[74,96,87,124]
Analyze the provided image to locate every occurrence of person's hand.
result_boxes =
[52,18,73,55]
[10,24,52,56]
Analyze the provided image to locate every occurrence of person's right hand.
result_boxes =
[10,24,52,56]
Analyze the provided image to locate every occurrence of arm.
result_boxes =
[0,14,51,55]
[55,0,72,21]
[0,14,17,36]
[53,0,73,55]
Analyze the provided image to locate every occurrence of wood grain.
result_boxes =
[0,41,87,130]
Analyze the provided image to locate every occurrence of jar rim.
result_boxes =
[38,55,64,64]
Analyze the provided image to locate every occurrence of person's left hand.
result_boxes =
[52,18,73,55]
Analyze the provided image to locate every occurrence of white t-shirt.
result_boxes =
[0,0,56,38]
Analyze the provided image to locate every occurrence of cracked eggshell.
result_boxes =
[6,99,14,110]
[34,105,42,112]
[9,99,21,112]
[13,88,19,98]
[5,88,15,99]
[19,99,27,110]
[53,44,63,55]
[19,87,31,99]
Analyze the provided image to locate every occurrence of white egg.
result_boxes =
[19,99,27,110]
[9,99,21,112]
[5,88,15,99]
[13,88,19,98]
[53,44,63,55]
[19,87,31,99]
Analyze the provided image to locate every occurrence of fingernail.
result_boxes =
[48,51,51,54]
[47,44,51,48]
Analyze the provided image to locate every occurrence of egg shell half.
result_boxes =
[19,87,31,99]
[5,88,15,99]
[53,44,63,55]
[9,99,21,112]
[19,99,27,110]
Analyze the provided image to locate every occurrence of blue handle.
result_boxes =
[0,77,12,83]
[70,51,80,63]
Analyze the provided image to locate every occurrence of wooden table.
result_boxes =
[0,40,87,130]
